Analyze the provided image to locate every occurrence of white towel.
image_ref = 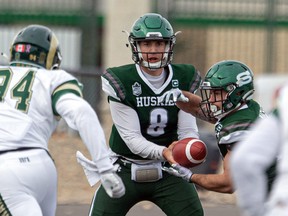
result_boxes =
[76,151,101,187]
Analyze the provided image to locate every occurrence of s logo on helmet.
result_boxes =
[236,71,252,87]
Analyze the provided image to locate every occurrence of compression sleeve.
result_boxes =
[55,93,114,173]
[109,100,166,160]
[177,109,199,140]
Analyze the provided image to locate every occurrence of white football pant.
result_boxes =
[0,149,57,216]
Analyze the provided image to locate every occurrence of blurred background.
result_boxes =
[0,0,287,214]
[1,0,288,115]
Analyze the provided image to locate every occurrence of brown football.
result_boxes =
[172,138,208,168]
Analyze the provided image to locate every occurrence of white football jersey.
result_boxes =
[0,65,82,151]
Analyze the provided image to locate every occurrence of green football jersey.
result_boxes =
[215,100,264,157]
[215,100,276,190]
[102,64,201,160]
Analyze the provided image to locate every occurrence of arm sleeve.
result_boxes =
[55,93,114,173]
[101,76,120,101]
[177,110,199,140]
[230,115,281,216]
[109,100,166,160]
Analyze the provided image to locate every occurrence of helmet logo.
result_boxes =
[15,53,20,60]
[236,71,252,87]
[39,52,46,65]
[146,32,163,38]
[201,81,211,88]
[15,44,31,53]
[29,54,37,61]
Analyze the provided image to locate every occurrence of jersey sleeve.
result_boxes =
[49,70,83,116]
[171,64,202,94]
[189,69,202,93]
[102,68,126,103]
[101,76,121,101]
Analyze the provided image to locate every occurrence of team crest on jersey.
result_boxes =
[132,82,142,96]
[172,79,179,88]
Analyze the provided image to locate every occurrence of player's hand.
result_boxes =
[100,166,125,198]
[160,88,189,104]
[162,164,193,182]
[162,146,177,164]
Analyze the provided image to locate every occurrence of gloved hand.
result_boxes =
[76,151,125,198]
[162,164,193,182]
[100,168,126,198]
[159,88,189,104]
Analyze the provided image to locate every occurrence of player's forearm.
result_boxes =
[110,100,165,160]
[177,91,217,124]
[191,173,234,194]
[56,94,114,172]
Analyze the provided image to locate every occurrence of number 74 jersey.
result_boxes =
[0,65,82,151]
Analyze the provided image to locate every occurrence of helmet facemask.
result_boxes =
[200,81,254,119]
[130,37,174,70]
[200,82,231,119]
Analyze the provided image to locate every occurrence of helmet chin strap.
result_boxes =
[140,58,162,70]
[210,104,223,120]
[214,101,245,120]
[242,90,254,101]
[215,91,254,120]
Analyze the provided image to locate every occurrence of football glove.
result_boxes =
[159,88,189,104]
[76,151,125,198]
[162,164,193,182]
[100,169,125,198]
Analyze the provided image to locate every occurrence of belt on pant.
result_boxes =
[117,158,132,168]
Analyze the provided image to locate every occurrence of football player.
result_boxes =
[0,25,125,216]
[89,13,204,216]
[160,60,276,194]
[230,84,287,216]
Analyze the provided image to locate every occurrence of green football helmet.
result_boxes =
[200,60,255,118]
[128,13,176,70]
[10,25,62,70]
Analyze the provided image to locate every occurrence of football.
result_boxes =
[172,138,208,168]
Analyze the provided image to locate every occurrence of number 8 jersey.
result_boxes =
[102,63,201,160]
[0,65,82,151]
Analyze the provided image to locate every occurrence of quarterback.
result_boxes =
[89,13,204,216]
[0,25,124,216]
